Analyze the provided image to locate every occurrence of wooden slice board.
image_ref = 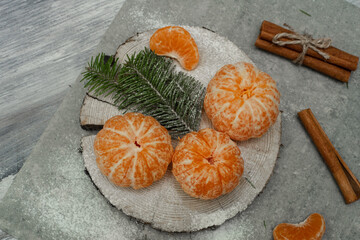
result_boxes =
[80,26,282,232]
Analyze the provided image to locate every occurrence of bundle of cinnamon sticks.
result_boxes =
[255,20,359,82]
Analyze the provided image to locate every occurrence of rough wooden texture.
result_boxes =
[81,27,282,232]
[82,116,281,232]
[80,26,256,128]
[1,0,360,239]
[0,1,125,237]
[80,94,121,130]
[0,0,125,180]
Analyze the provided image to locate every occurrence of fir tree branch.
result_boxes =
[81,48,206,138]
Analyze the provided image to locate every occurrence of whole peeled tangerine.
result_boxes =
[204,62,280,141]
[172,128,244,200]
[94,113,173,189]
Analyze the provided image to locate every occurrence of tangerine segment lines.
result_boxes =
[204,62,280,141]
[150,26,199,71]
[273,213,326,240]
[94,113,173,189]
[172,128,244,199]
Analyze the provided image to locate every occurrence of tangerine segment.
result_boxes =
[172,128,244,199]
[204,62,280,141]
[273,213,326,240]
[94,113,173,189]
[149,26,199,71]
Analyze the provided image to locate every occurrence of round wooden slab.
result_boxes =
[81,26,282,232]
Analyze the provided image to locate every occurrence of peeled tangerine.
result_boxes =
[94,113,173,189]
[204,62,280,141]
[150,26,199,71]
[172,128,244,199]
[273,213,326,240]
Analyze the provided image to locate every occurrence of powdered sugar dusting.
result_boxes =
[0,174,15,201]
[178,27,254,86]
[84,26,281,232]
[114,26,254,133]
[128,5,167,30]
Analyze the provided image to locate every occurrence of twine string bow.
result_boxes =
[272,24,332,65]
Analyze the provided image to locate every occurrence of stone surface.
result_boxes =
[0,0,359,239]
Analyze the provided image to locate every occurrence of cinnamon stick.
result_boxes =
[260,20,359,71]
[298,108,360,204]
[255,37,351,82]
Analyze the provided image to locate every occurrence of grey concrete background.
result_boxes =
[1,0,360,239]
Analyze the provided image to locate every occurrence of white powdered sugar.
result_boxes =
[83,27,281,232]
[0,174,15,201]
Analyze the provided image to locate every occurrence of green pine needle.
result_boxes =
[299,9,311,17]
[245,177,256,189]
[81,48,206,138]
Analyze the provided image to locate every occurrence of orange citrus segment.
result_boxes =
[94,113,173,189]
[273,213,326,240]
[204,62,280,141]
[150,26,199,70]
[172,128,244,199]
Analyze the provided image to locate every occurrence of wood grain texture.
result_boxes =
[82,114,281,232]
[0,0,360,239]
[0,230,16,240]
[2,0,360,184]
[80,94,122,130]
[0,0,126,180]
[81,27,282,232]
